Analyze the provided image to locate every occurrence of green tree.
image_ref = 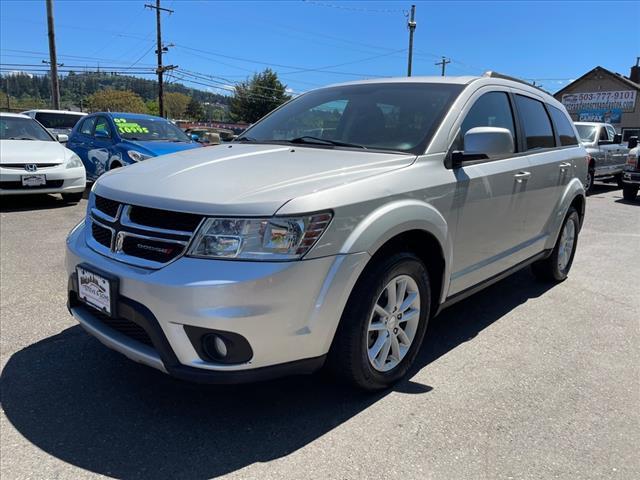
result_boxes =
[230,68,290,123]
[163,92,190,119]
[146,99,159,116]
[185,97,204,121]
[86,89,147,113]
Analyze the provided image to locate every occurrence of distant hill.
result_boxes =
[0,71,230,110]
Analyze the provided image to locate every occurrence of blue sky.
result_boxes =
[1,0,639,95]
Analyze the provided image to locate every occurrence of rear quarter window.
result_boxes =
[79,117,96,136]
[515,95,555,150]
[548,106,578,146]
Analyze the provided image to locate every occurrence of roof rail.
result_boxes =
[482,71,547,92]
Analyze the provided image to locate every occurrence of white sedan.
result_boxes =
[0,112,86,202]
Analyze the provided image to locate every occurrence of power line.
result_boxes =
[435,56,451,76]
[302,1,406,14]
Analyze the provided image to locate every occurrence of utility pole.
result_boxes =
[407,5,416,77]
[145,0,176,118]
[45,0,61,109]
[435,56,450,76]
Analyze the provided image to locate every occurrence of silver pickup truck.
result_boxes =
[575,122,631,192]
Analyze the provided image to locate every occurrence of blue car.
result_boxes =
[66,112,201,181]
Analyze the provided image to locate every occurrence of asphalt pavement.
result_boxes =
[1,184,638,480]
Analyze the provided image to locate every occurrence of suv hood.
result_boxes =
[0,139,66,165]
[94,143,415,216]
[122,139,201,157]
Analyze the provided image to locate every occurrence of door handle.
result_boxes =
[559,162,572,169]
[514,171,531,183]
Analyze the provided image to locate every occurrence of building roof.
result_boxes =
[554,66,640,97]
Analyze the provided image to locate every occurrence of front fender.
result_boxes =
[339,199,452,301]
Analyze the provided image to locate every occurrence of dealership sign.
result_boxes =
[578,108,622,124]
[562,90,636,112]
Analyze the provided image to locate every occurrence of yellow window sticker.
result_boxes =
[114,118,149,134]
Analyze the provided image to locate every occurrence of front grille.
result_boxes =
[1,163,62,169]
[88,193,198,267]
[95,195,120,218]
[86,304,154,348]
[121,236,185,263]
[128,205,203,232]
[91,222,112,249]
[0,180,64,190]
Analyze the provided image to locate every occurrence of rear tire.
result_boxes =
[61,192,83,203]
[622,184,638,201]
[327,252,431,391]
[531,207,580,282]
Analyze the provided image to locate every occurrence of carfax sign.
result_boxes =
[562,90,636,112]
[578,108,623,124]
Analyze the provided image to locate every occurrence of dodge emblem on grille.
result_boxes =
[24,164,38,172]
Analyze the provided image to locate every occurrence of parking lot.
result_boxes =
[0,185,638,480]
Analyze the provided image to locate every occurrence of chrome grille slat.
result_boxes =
[88,194,203,269]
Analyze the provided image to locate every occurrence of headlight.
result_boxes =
[127,150,153,162]
[188,212,332,260]
[65,153,83,169]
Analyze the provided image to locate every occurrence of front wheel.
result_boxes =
[531,207,580,282]
[327,252,431,390]
[585,167,594,194]
[622,184,638,201]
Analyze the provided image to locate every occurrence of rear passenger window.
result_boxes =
[515,95,555,150]
[79,117,96,136]
[458,91,516,151]
[549,106,578,146]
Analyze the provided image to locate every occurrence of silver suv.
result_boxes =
[66,72,587,390]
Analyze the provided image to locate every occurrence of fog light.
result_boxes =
[203,334,228,359]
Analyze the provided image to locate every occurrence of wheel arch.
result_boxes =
[339,199,452,309]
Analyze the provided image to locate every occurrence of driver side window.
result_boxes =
[94,117,112,138]
[454,91,516,152]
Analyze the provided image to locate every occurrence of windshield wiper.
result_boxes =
[8,137,36,140]
[287,136,367,149]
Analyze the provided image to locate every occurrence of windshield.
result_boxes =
[239,82,464,154]
[576,124,597,142]
[113,116,191,142]
[0,116,54,141]
[34,112,83,130]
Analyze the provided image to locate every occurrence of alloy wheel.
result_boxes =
[557,217,576,271]
[366,275,421,372]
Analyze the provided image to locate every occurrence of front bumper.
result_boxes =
[66,223,370,382]
[622,169,640,185]
[0,166,86,195]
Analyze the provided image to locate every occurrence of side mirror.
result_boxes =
[464,126,514,155]
[628,136,638,149]
[613,133,622,144]
[56,133,68,143]
[449,127,514,168]
[191,134,199,141]
[94,130,110,140]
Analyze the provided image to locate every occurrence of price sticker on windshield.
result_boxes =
[114,118,149,134]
